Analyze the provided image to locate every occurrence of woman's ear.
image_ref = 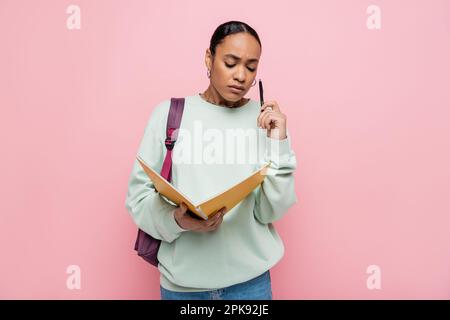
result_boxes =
[205,48,212,70]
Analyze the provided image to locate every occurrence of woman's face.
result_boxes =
[206,32,261,102]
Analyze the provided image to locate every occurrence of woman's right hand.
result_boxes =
[174,203,226,232]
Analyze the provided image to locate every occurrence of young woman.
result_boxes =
[125,21,297,300]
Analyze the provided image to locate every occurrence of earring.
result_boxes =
[207,69,211,78]
[251,79,257,86]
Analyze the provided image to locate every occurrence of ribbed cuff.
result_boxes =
[264,135,292,167]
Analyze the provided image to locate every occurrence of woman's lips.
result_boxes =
[228,86,244,94]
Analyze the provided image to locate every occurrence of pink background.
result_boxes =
[1,0,449,299]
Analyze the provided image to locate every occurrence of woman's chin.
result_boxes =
[222,92,242,102]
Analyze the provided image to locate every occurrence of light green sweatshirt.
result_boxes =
[125,94,297,292]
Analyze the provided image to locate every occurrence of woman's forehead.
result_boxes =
[216,34,261,60]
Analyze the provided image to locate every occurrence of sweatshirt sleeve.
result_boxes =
[253,132,298,224]
[125,101,187,243]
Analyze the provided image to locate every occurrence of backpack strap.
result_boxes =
[160,98,185,182]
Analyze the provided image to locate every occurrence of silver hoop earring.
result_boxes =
[207,69,211,78]
[251,79,257,87]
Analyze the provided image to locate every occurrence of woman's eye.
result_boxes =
[225,63,256,72]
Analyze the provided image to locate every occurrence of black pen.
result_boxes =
[258,79,273,129]
[258,79,264,109]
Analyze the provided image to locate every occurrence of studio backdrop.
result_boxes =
[1,0,449,299]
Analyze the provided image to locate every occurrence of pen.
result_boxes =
[258,79,273,130]
[258,79,264,109]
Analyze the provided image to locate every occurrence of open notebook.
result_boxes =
[137,156,271,220]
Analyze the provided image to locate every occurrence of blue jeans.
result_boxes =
[160,270,272,300]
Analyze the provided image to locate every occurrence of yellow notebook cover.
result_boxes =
[137,156,271,220]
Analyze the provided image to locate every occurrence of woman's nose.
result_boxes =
[233,70,246,82]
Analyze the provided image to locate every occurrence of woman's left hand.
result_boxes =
[257,100,288,140]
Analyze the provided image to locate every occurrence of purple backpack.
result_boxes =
[134,97,185,267]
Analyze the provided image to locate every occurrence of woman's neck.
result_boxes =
[201,85,248,108]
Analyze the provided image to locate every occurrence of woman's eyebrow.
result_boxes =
[223,54,259,63]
